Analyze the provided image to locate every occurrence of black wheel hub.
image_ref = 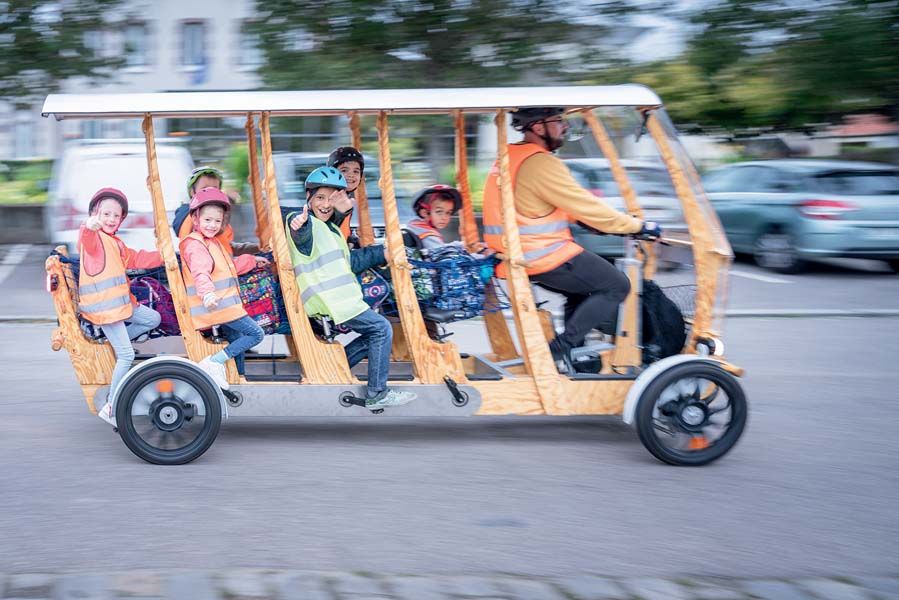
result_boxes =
[659,397,710,433]
[149,396,196,432]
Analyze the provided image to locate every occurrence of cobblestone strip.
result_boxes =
[0,571,895,599]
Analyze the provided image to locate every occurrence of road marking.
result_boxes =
[730,269,791,284]
[0,244,32,287]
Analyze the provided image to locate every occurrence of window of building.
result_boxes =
[124,22,150,67]
[181,21,206,67]
[14,110,33,158]
[238,21,264,67]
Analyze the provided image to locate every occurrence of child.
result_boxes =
[327,146,365,241]
[179,187,269,389]
[78,188,164,427]
[287,166,416,410]
[406,184,493,255]
[172,166,260,256]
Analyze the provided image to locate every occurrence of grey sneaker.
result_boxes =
[365,388,417,409]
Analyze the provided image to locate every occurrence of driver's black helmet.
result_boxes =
[511,107,566,131]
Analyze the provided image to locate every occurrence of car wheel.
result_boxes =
[886,260,899,274]
[754,231,803,274]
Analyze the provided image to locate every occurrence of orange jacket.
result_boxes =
[179,232,248,330]
[482,143,583,277]
[77,226,163,325]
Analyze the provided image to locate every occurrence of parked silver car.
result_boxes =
[703,160,899,273]
[564,158,686,258]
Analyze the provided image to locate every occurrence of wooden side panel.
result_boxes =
[472,379,546,415]
[141,116,237,382]
[376,112,467,384]
[472,378,630,416]
[483,282,518,361]
[46,253,115,413]
[258,112,355,384]
[245,114,271,251]
[493,109,567,414]
[559,379,631,415]
[349,112,375,247]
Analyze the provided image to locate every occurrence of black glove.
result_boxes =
[635,221,662,241]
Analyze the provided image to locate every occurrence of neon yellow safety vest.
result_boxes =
[287,215,369,325]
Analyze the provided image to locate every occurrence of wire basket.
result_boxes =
[660,284,696,319]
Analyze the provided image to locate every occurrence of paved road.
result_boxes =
[2,317,898,581]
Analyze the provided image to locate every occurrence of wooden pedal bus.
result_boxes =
[42,86,747,466]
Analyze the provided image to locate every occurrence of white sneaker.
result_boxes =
[197,357,230,390]
[97,401,117,428]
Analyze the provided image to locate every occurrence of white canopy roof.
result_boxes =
[42,85,662,120]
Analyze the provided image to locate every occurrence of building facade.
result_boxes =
[2,0,261,160]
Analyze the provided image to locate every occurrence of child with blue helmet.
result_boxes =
[285,166,416,409]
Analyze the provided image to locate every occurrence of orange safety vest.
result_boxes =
[482,143,583,278]
[78,231,135,325]
[179,232,247,330]
[178,214,235,255]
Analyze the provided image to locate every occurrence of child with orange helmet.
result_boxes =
[179,187,270,388]
[78,188,164,427]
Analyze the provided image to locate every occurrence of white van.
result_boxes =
[46,140,194,253]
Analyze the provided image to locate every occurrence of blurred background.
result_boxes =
[1,0,897,272]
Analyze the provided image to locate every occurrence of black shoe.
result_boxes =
[549,338,574,374]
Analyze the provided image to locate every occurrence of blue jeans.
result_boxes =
[100,303,161,402]
[221,315,265,375]
[342,309,392,398]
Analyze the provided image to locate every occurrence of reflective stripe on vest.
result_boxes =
[179,232,247,330]
[287,216,369,325]
[77,231,134,325]
[406,220,440,239]
[481,143,583,277]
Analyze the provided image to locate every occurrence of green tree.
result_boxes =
[0,0,123,102]
[251,0,650,90]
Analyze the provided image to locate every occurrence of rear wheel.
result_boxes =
[635,362,747,466]
[754,230,803,274]
[886,259,899,274]
[115,362,222,465]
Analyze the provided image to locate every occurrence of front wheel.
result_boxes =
[115,361,222,465]
[634,362,747,466]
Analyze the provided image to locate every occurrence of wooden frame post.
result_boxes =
[258,112,355,383]
[453,110,518,362]
[644,110,732,350]
[581,109,645,370]
[376,111,467,383]
[348,112,375,247]
[493,109,566,414]
[142,115,238,381]
[246,114,271,252]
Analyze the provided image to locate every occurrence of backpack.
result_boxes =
[238,262,289,335]
[130,275,181,337]
[641,280,687,363]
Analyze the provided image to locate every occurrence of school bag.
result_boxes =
[641,280,687,363]
[130,275,181,337]
[238,261,290,335]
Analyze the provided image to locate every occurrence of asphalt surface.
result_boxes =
[2,317,898,579]
[1,243,898,583]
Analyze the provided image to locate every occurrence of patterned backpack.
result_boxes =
[130,275,181,337]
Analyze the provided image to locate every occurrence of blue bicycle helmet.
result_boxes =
[305,166,347,192]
